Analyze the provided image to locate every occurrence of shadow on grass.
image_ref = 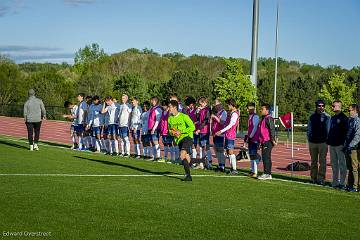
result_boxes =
[0,139,29,150]
[74,156,183,180]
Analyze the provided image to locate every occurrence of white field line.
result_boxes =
[0,173,357,197]
[0,172,319,187]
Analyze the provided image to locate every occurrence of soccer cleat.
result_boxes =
[194,162,204,170]
[349,188,358,193]
[215,167,225,173]
[258,174,272,180]
[229,170,238,175]
[29,145,34,151]
[248,172,257,178]
[123,154,129,158]
[310,179,317,184]
[181,175,192,182]
[317,180,325,186]
[136,155,141,159]
[33,144,39,151]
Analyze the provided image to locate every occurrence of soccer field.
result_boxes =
[0,136,359,240]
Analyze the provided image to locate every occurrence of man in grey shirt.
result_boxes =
[24,89,46,151]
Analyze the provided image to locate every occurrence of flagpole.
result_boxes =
[273,1,279,118]
[291,111,294,177]
[250,0,259,87]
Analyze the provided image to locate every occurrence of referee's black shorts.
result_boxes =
[178,136,193,155]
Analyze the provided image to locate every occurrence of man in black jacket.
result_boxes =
[326,100,348,189]
[307,99,331,185]
[344,104,360,192]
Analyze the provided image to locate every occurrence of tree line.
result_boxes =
[1,43,359,123]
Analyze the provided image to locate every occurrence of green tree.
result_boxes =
[319,73,356,114]
[213,59,256,112]
[26,70,73,106]
[0,60,24,105]
[74,43,108,74]
[164,69,213,101]
[113,72,150,102]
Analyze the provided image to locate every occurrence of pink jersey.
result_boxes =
[186,108,197,123]
[224,111,239,140]
[148,105,161,131]
[248,113,260,142]
[159,111,170,135]
[212,109,226,136]
[196,107,210,134]
[258,115,272,143]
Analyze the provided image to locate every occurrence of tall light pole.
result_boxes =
[250,0,259,87]
[273,1,279,118]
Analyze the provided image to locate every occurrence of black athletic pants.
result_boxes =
[26,122,42,145]
[261,141,273,174]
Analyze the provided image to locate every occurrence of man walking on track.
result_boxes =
[23,89,46,151]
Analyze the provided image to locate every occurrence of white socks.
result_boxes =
[95,139,101,152]
[154,144,161,158]
[192,148,197,159]
[251,160,259,174]
[229,154,237,170]
[199,147,203,159]
[124,137,130,155]
[135,144,141,156]
[113,140,119,154]
[119,139,124,155]
[78,136,83,149]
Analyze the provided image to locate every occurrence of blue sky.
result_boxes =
[0,0,359,69]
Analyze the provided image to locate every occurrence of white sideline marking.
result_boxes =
[0,136,335,189]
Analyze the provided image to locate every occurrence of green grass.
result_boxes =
[0,136,359,240]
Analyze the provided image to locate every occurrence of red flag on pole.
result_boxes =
[279,112,292,129]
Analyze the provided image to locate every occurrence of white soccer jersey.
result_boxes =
[88,104,103,127]
[119,103,132,127]
[105,103,120,125]
[76,101,88,125]
[140,111,150,134]
[130,106,142,130]
[71,105,78,126]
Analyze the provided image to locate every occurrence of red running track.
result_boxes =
[0,116,333,180]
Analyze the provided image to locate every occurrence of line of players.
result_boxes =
[63,93,273,177]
